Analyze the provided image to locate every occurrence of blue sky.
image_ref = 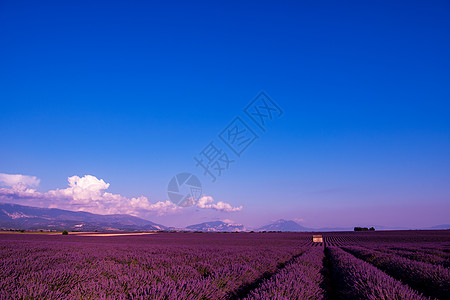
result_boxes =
[1,0,449,228]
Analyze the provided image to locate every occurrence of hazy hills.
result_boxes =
[257,219,311,232]
[185,221,246,232]
[0,203,166,231]
[1,203,448,232]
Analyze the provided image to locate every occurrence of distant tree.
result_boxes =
[369,227,375,231]
[62,230,68,235]
[354,227,370,231]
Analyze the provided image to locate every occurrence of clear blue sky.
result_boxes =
[1,0,449,228]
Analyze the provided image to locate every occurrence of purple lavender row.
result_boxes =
[352,242,450,259]
[389,245,450,259]
[371,246,449,268]
[0,240,301,299]
[327,247,428,300]
[343,246,449,300]
[245,247,325,300]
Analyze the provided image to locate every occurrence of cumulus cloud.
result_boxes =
[46,175,182,216]
[0,173,40,188]
[0,174,243,216]
[196,196,243,212]
[0,174,179,216]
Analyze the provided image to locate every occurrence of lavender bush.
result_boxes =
[1,231,449,299]
[343,246,449,299]
[245,246,325,299]
[327,246,428,300]
[0,234,303,299]
[370,245,449,268]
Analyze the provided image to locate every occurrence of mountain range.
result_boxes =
[1,203,448,232]
[0,202,166,231]
[257,219,311,231]
[185,221,245,232]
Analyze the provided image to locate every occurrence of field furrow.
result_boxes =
[1,231,449,299]
[342,246,450,299]
[0,235,302,299]
[243,247,325,300]
[327,246,428,299]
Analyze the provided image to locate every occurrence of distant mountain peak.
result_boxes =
[186,221,245,232]
[257,219,311,232]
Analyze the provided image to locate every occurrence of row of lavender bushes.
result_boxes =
[343,246,450,299]
[327,246,428,300]
[1,234,448,299]
[0,240,302,299]
[245,246,325,299]
[368,244,449,268]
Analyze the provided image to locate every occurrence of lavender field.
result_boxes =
[0,230,449,299]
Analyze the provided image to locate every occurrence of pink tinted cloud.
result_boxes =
[0,174,243,217]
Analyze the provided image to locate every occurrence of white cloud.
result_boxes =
[196,196,243,212]
[46,175,181,216]
[0,173,40,188]
[0,174,180,216]
[0,174,243,217]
